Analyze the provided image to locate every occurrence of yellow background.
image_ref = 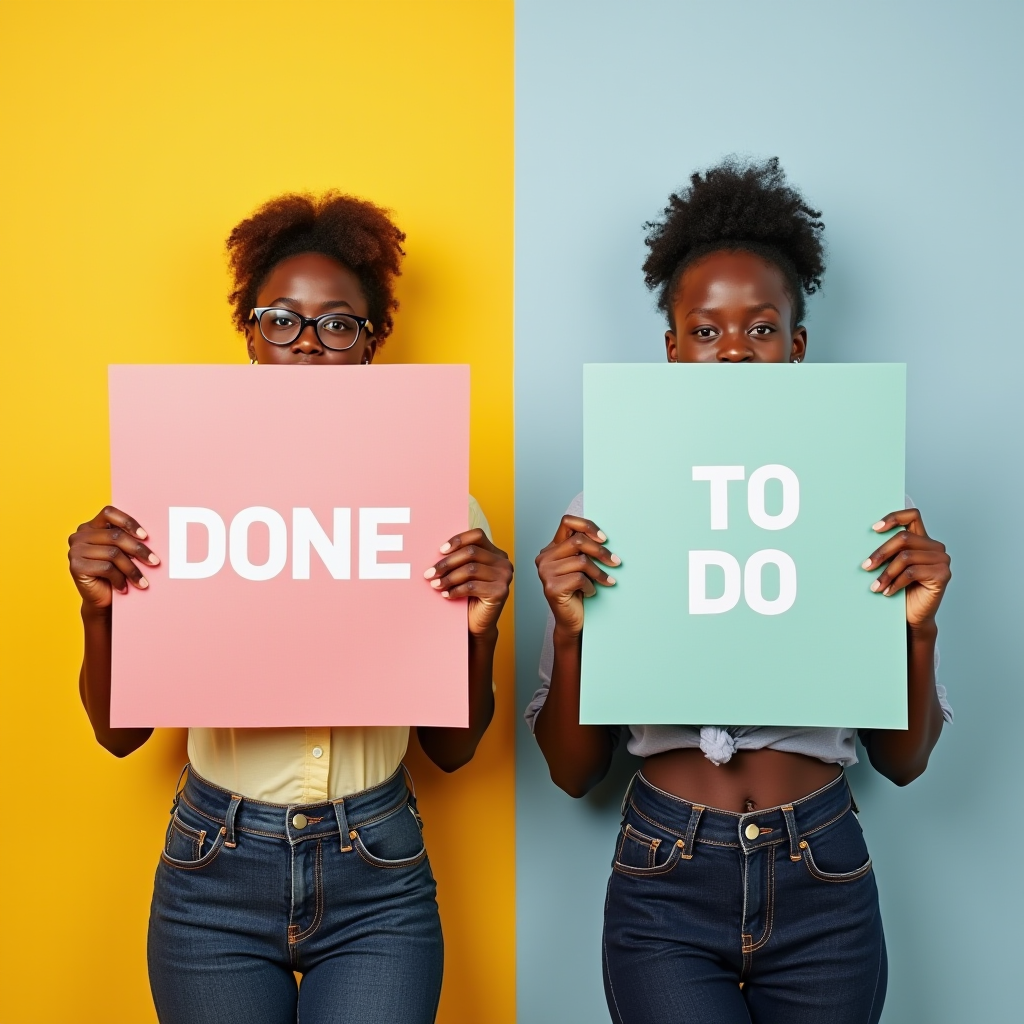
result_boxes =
[0,2,514,1021]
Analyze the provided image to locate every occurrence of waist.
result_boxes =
[177,762,413,841]
[626,769,854,849]
[642,747,843,812]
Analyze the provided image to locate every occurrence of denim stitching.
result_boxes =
[801,842,873,883]
[743,850,775,953]
[289,840,324,945]
[160,829,226,871]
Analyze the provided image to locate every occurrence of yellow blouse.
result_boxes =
[187,497,491,803]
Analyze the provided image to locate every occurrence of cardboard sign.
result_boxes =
[108,364,469,728]
[581,363,907,728]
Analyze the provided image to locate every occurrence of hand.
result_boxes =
[861,508,951,628]
[424,528,513,638]
[535,515,620,638]
[68,506,160,612]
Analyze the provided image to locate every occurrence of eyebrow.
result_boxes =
[687,302,781,318]
[268,298,355,311]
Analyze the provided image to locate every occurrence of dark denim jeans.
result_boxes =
[603,771,886,1024]
[148,765,443,1024]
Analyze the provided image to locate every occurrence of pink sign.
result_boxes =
[108,364,469,728]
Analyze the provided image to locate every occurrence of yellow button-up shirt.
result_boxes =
[187,497,491,802]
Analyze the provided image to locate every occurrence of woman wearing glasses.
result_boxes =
[66,193,513,1024]
[528,159,952,1024]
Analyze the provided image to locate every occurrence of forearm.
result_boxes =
[79,606,152,757]
[862,620,944,785]
[417,629,497,772]
[533,627,614,797]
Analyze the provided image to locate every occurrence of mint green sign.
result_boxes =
[581,363,907,728]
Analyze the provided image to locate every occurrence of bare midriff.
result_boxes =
[642,747,843,813]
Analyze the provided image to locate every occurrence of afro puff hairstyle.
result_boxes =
[643,157,826,328]
[226,192,406,343]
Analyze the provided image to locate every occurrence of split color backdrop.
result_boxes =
[0,3,513,1022]
[514,2,1024,1022]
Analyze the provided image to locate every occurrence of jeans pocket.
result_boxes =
[352,803,428,869]
[612,822,683,877]
[801,811,873,883]
[161,808,225,871]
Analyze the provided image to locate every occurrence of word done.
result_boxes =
[168,506,411,581]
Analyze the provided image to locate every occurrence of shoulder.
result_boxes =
[468,495,492,541]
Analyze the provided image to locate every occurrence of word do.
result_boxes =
[168,506,411,581]
[689,465,799,616]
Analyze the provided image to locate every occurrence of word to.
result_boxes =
[168,506,412,581]
[689,465,798,616]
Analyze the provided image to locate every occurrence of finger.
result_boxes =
[70,556,129,593]
[73,526,160,566]
[543,553,616,587]
[88,505,149,540]
[439,528,503,556]
[862,532,945,571]
[425,543,507,578]
[439,579,512,600]
[552,515,607,546]
[870,549,950,593]
[536,534,620,568]
[78,544,151,588]
[876,562,951,597]
[431,563,504,590]
[872,508,928,538]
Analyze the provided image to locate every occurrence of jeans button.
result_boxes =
[744,823,760,840]
[292,813,309,829]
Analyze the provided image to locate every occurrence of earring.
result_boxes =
[250,358,257,365]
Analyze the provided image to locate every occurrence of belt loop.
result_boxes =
[781,804,802,862]
[333,798,353,853]
[620,773,639,818]
[680,804,704,860]
[401,763,417,808]
[169,763,190,814]
[223,794,242,849]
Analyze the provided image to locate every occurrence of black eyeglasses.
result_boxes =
[250,307,374,352]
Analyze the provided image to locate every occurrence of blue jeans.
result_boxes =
[148,765,443,1024]
[603,771,886,1024]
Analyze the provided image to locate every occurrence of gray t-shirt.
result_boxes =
[525,493,953,766]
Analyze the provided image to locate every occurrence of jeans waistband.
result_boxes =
[174,763,414,852]
[625,770,853,858]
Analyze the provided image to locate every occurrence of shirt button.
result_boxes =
[744,823,760,840]
[311,746,323,758]
[292,813,308,830]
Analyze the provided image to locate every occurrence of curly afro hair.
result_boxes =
[226,192,406,343]
[643,157,826,328]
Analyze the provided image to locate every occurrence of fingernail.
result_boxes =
[138,577,149,589]
[611,554,622,565]
[861,559,872,570]
[431,579,442,588]
[136,528,148,539]
[440,542,452,554]
[870,581,881,592]
[607,576,617,585]
[423,567,436,579]
[441,591,450,598]
[597,531,607,542]
[883,587,891,596]
[872,521,886,531]
[149,554,161,566]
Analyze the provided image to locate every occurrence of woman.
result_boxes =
[67,193,513,1024]
[528,159,952,1024]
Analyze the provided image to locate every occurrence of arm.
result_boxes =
[417,528,513,772]
[68,506,158,757]
[533,515,620,797]
[858,508,952,785]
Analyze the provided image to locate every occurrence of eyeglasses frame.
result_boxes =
[249,306,375,352]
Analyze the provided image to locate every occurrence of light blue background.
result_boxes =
[514,2,1023,1021]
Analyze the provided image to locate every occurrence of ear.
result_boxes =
[244,324,258,363]
[362,338,378,365]
[790,325,808,363]
[665,330,679,363]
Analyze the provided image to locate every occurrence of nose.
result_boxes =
[716,329,752,362]
[291,323,324,355]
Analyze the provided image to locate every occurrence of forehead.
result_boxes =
[675,250,791,312]
[258,253,365,303]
